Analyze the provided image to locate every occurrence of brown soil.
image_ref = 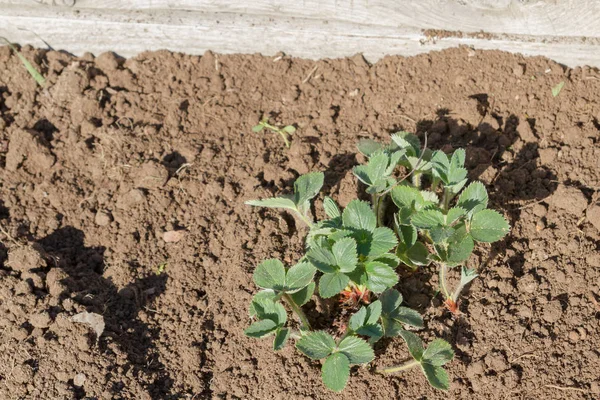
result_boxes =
[0,44,599,400]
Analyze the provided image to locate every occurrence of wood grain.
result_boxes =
[1,0,600,67]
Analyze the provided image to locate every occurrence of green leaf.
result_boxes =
[246,196,297,211]
[356,324,384,341]
[294,172,324,207]
[391,185,423,210]
[273,328,290,350]
[399,330,424,361]
[429,226,456,244]
[307,245,337,273]
[552,81,565,97]
[289,282,315,306]
[349,306,367,331]
[365,300,382,325]
[253,259,287,290]
[282,125,296,134]
[371,253,400,269]
[322,353,350,392]
[1,39,46,86]
[460,267,478,287]
[381,318,403,337]
[470,209,510,242]
[395,221,417,249]
[250,298,287,325]
[411,209,445,229]
[421,190,439,205]
[296,331,335,359]
[422,339,454,366]
[446,225,474,265]
[249,290,277,317]
[337,336,375,364]
[252,124,264,132]
[319,272,350,298]
[421,363,450,390]
[380,289,403,315]
[446,207,466,225]
[349,301,382,332]
[369,227,398,257]
[342,200,376,232]
[365,262,399,293]
[244,319,278,338]
[431,151,450,182]
[332,238,358,273]
[450,148,465,169]
[323,196,341,218]
[457,181,488,217]
[285,262,316,292]
[393,307,424,328]
[391,132,421,156]
[357,138,383,157]
[397,241,430,268]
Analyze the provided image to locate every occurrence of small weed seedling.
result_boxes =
[244,132,509,392]
[252,117,296,148]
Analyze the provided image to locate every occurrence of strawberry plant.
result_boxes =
[244,132,509,392]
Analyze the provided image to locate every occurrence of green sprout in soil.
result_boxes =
[1,38,46,87]
[252,117,296,148]
[244,132,510,392]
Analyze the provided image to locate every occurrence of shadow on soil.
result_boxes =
[38,227,176,400]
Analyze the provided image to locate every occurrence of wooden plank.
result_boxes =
[1,1,600,67]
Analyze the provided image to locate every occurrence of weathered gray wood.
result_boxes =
[1,0,600,67]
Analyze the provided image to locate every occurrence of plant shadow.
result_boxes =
[37,227,176,399]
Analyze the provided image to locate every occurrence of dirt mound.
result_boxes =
[0,45,599,399]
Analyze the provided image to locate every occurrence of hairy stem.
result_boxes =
[438,263,452,301]
[441,188,451,211]
[294,210,314,228]
[283,293,311,331]
[372,193,387,227]
[431,177,440,193]
[377,359,420,374]
[412,172,422,189]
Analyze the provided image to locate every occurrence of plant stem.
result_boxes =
[277,130,291,148]
[442,188,451,211]
[431,177,440,193]
[283,293,311,331]
[294,210,314,228]
[438,263,452,300]
[377,359,420,374]
[372,193,385,227]
[412,172,422,189]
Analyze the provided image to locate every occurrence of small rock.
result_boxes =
[163,230,186,243]
[29,312,51,329]
[73,373,86,387]
[94,210,112,226]
[72,311,105,338]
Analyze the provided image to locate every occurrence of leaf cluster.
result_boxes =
[243,132,510,392]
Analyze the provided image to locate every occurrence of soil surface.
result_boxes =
[0,45,599,400]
